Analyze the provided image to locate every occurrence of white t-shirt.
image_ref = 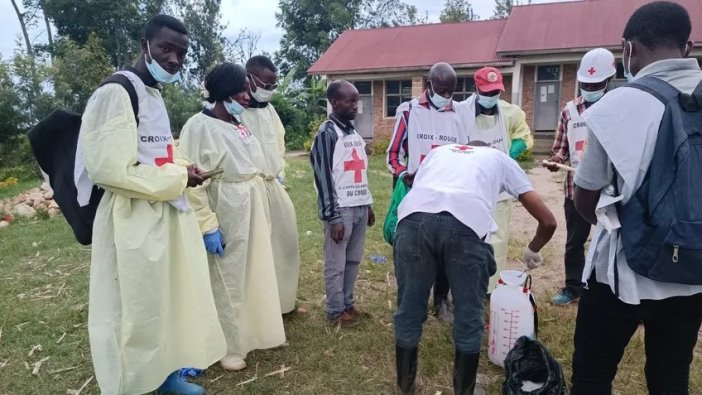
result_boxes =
[575,58,702,304]
[397,144,533,241]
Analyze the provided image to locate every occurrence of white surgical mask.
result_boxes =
[478,94,500,109]
[224,97,245,116]
[623,41,635,83]
[250,87,274,103]
[429,81,452,109]
[581,85,607,103]
[144,41,181,84]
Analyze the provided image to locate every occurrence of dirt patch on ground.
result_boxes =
[507,164,575,296]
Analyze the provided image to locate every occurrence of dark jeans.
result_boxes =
[564,198,591,295]
[571,277,702,395]
[393,212,496,353]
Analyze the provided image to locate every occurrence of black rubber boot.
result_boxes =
[453,350,480,395]
[396,344,418,395]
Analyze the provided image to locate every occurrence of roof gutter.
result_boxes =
[308,59,515,76]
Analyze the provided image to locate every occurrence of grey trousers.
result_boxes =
[323,206,369,320]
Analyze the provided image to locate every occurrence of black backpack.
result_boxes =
[616,76,702,284]
[28,73,139,245]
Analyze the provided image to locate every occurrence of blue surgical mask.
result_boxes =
[478,94,500,109]
[429,81,452,109]
[145,41,181,84]
[623,41,635,83]
[581,86,606,103]
[224,97,245,116]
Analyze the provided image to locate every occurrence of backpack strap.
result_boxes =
[626,75,680,105]
[99,74,139,125]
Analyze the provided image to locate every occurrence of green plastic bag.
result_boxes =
[383,175,410,245]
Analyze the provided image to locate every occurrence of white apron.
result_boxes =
[330,121,374,207]
[565,100,589,168]
[179,113,286,358]
[406,99,466,174]
[240,107,301,314]
[459,95,512,292]
[75,71,188,211]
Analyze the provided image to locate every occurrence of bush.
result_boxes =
[271,94,309,150]
[367,137,390,156]
[304,114,326,152]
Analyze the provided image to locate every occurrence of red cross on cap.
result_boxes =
[456,145,472,151]
[588,67,596,75]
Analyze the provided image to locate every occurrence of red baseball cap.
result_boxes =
[474,67,505,92]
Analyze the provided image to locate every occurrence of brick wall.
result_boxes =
[372,80,396,139]
[560,63,578,111]
[502,75,513,104]
[521,65,536,130]
[411,75,425,97]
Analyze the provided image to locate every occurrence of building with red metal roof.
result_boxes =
[308,0,702,152]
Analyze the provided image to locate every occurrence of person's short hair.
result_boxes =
[246,55,277,74]
[623,1,691,51]
[145,14,188,40]
[326,80,347,101]
[204,62,247,103]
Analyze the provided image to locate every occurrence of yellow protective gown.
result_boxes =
[80,85,226,395]
[475,101,532,292]
[179,112,286,358]
[240,105,301,313]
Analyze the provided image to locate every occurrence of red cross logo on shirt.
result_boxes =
[420,144,441,162]
[575,140,588,152]
[344,148,366,183]
[588,67,596,76]
[154,144,174,167]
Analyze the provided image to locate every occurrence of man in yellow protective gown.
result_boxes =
[457,67,533,293]
[180,63,286,373]
[77,15,226,395]
[240,55,301,314]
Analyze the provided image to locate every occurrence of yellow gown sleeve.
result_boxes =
[80,84,188,201]
[271,105,287,179]
[502,101,534,150]
[179,117,219,234]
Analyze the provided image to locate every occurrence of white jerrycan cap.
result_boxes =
[499,270,528,286]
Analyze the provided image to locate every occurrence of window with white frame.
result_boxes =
[385,80,412,117]
[453,77,476,101]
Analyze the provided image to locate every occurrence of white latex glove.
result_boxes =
[523,246,544,270]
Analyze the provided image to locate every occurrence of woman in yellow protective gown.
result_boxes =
[179,63,285,372]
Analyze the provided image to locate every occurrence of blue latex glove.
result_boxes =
[509,139,527,159]
[203,229,225,256]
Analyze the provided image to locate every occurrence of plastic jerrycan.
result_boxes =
[488,270,538,367]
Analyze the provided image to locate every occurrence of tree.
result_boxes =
[440,0,477,23]
[42,0,166,68]
[173,0,228,84]
[51,34,113,112]
[10,0,35,58]
[275,0,423,81]
[360,0,427,28]
[492,0,532,19]
[228,29,262,64]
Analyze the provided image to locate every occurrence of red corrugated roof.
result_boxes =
[309,0,702,74]
[307,19,510,75]
[497,0,702,54]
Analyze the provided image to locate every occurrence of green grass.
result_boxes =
[0,155,700,394]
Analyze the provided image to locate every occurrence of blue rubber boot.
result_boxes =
[155,371,205,395]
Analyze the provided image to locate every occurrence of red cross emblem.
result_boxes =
[575,140,587,152]
[587,67,596,76]
[154,144,174,167]
[344,148,366,183]
[456,145,472,151]
[420,144,441,162]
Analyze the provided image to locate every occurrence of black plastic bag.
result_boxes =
[502,336,567,395]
